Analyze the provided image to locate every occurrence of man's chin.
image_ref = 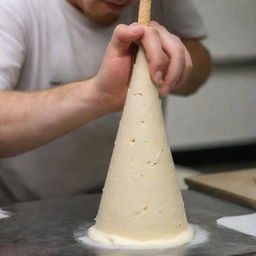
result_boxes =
[87,13,119,27]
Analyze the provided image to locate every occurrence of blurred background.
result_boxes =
[166,0,256,173]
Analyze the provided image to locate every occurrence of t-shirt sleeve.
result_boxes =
[153,0,207,39]
[0,1,26,90]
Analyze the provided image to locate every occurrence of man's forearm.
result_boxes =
[172,39,211,96]
[0,79,105,157]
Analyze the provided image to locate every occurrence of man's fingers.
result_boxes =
[176,47,193,86]
[105,21,193,97]
[107,24,144,58]
[141,27,168,84]
[160,44,193,95]
[163,40,186,84]
[152,23,192,95]
[159,50,190,96]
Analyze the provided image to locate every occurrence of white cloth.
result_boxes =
[217,213,256,237]
[0,0,206,203]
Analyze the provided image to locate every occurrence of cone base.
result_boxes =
[88,225,194,249]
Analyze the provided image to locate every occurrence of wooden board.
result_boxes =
[185,169,256,209]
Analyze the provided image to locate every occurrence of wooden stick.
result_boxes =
[138,0,152,26]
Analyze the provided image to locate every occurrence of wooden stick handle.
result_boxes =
[138,0,152,26]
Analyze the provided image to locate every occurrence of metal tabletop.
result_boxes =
[0,190,255,256]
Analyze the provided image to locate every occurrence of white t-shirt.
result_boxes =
[0,0,206,204]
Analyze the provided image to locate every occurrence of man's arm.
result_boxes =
[172,39,211,96]
[0,80,105,158]
[0,24,144,158]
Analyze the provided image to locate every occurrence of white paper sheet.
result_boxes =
[217,213,256,237]
[0,209,11,219]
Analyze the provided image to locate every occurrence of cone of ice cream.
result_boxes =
[88,0,193,248]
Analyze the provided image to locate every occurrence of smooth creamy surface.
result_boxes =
[88,225,193,249]
[88,47,193,248]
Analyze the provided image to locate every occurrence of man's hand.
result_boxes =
[91,22,194,113]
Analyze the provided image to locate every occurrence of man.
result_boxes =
[0,0,211,205]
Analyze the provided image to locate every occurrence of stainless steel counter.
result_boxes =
[0,190,255,256]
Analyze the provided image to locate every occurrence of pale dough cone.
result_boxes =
[88,48,193,248]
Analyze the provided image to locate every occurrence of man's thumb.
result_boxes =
[107,23,144,57]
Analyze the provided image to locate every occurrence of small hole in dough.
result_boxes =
[133,206,149,218]
[134,212,139,217]
[130,139,136,144]
[143,206,149,211]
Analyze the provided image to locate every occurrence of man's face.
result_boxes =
[69,0,138,26]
